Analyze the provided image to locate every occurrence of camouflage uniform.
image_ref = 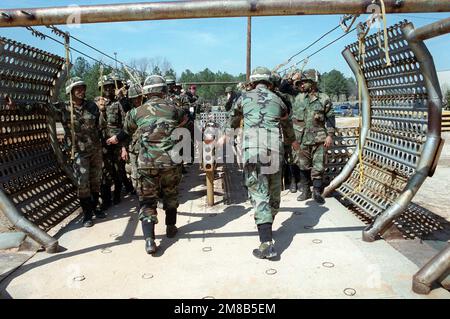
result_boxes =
[120,96,185,223]
[230,67,295,259]
[123,84,144,191]
[58,100,104,198]
[127,113,141,190]
[100,97,128,204]
[54,77,106,227]
[231,85,295,225]
[292,91,335,198]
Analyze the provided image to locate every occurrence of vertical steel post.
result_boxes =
[206,170,215,207]
[246,16,252,81]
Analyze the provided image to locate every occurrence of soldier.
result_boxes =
[106,75,188,254]
[224,86,240,112]
[292,69,335,204]
[229,67,297,259]
[166,75,190,110]
[166,75,195,166]
[121,83,144,191]
[55,77,106,227]
[270,72,299,193]
[98,74,134,210]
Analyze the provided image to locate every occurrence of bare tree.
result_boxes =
[128,56,175,80]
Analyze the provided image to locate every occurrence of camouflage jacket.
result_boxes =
[167,92,190,109]
[101,97,127,139]
[229,83,296,164]
[292,92,335,146]
[122,96,185,169]
[55,100,105,154]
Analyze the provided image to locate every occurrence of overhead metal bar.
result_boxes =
[1,0,450,28]
[406,16,450,41]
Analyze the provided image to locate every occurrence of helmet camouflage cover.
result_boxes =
[128,83,143,99]
[249,66,272,84]
[165,75,176,85]
[65,76,86,94]
[225,86,233,93]
[301,69,321,83]
[142,74,167,95]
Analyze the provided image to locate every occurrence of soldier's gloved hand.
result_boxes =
[121,147,129,161]
[324,136,333,148]
[106,135,119,145]
[291,140,300,151]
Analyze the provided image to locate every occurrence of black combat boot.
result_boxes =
[296,169,312,201]
[100,184,112,211]
[79,197,94,228]
[312,179,325,205]
[165,208,178,238]
[91,192,106,219]
[252,223,277,259]
[297,184,312,201]
[141,219,157,254]
[289,178,297,193]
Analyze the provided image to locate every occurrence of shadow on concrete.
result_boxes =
[272,200,366,260]
[154,205,252,257]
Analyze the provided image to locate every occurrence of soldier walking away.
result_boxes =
[107,75,188,255]
[229,67,297,260]
[291,69,336,204]
[54,77,106,227]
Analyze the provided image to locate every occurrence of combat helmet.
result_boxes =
[301,69,321,83]
[270,72,282,88]
[128,83,143,99]
[142,75,167,95]
[165,75,176,85]
[65,77,86,94]
[249,66,272,84]
[225,86,234,94]
[98,74,116,88]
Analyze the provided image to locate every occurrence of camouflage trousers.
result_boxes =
[138,165,182,222]
[244,163,281,225]
[128,151,139,190]
[73,149,103,198]
[102,144,123,191]
[293,143,325,180]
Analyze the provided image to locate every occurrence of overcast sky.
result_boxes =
[1,0,449,78]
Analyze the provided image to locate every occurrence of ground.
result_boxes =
[1,164,448,299]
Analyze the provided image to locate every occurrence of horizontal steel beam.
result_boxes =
[406,17,450,41]
[1,0,450,28]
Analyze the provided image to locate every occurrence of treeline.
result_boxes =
[179,69,246,103]
[319,69,357,101]
[63,56,357,103]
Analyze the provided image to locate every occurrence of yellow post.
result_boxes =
[206,170,214,207]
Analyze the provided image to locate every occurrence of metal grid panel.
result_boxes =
[199,111,229,129]
[0,37,78,232]
[324,127,358,184]
[338,21,428,218]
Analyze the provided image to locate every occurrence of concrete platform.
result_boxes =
[0,165,449,299]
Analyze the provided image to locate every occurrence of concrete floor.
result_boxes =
[1,165,448,299]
